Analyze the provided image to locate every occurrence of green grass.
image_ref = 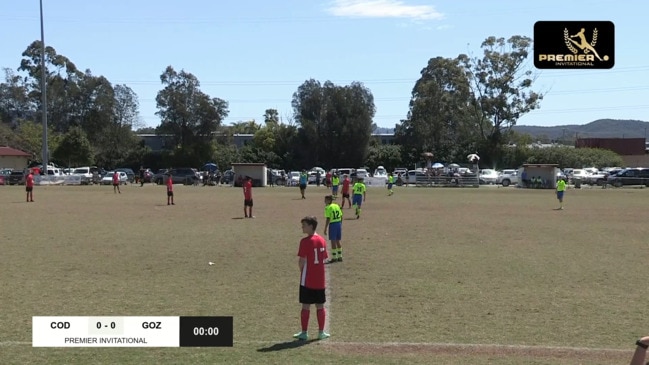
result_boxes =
[0,183,646,364]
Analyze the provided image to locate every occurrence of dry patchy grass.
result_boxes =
[0,183,647,364]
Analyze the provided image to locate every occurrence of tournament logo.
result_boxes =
[534,21,614,69]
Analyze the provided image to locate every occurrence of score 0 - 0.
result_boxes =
[88,317,124,335]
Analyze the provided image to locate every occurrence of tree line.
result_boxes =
[0,37,622,171]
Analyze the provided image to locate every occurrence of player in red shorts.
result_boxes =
[340,174,352,209]
[293,216,330,341]
[25,169,34,202]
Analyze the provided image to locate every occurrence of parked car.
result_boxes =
[152,169,168,184]
[101,171,128,185]
[584,170,607,186]
[607,168,649,187]
[288,171,300,186]
[137,168,154,183]
[400,170,427,185]
[0,168,11,185]
[155,168,200,185]
[307,171,324,185]
[373,166,388,178]
[72,167,94,185]
[335,168,355,177]
[570,169,590,181]
[221,169,235,185]
[8,170,25,185]
[115,168,135,183]
[355,168,369,179]
[393,168,408,176]
[44,165,63,176]
[268,169,287,185]
[310,167,326,176]
[479,169,499,184]
[497,170,518,187]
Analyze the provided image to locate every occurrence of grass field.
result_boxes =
[1,183,648,364]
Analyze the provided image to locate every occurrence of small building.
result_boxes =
[518,164,560,189]
[232,163,267,187]
[0,146,31,170]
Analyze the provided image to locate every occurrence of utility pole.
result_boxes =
[40,0,49,170]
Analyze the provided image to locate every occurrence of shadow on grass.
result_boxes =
[231,217,245,220]
[256,339,317,352]
[291,198,305,200]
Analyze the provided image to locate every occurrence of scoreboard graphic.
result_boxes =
[32,316,233,347]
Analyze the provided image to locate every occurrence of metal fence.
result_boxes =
[403,174,480,188]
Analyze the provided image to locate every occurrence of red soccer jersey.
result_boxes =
[112,172,119,184]
[243,180,252,200]
[297,234,328,289]
[342,178,350,194]
[166,176,173,191]
[26,173,34,187]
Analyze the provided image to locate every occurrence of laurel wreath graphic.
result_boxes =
[564,28,578,54]
[585,28,598,54]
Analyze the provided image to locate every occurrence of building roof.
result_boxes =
[0,146,31,157]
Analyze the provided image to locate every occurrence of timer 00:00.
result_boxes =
[193,327,219,336]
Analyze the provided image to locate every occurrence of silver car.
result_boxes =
[497,170,518,187]
[479,169,499,184]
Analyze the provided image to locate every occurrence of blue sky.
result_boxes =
[1,0,646,129]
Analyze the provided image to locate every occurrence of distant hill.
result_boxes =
[513,119,649,140]
[373,127,395,134]
[373,119,649,140]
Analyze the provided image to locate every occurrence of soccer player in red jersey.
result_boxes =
[112,171,121,194]
[293,216,330,341]
[25,169,34,202]
[340,174,352,209]
[166,172,174,205]
[243,176,254,218]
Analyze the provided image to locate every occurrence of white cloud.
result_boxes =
[436,24,453,30]
[326,0,444,20]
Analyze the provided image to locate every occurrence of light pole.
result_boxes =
[39,0,48,170]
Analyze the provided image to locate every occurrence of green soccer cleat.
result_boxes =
[318,331,330,340]
[293,331,308,341]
